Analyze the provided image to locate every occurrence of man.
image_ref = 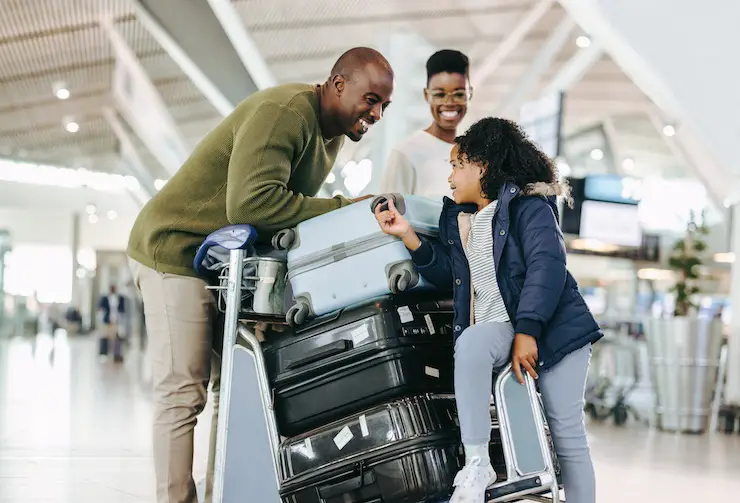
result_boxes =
[127,47,394,503]
[98,285,125,363]
[381,49,472,200]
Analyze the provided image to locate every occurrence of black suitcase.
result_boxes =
[263,294,456,437]
[278,395,461,503]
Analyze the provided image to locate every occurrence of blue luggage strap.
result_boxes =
[193,224,259,276]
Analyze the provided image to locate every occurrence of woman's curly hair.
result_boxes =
[454,117,560,200]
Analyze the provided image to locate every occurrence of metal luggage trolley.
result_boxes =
[207,225,563,503]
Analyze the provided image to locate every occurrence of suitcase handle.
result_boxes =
[285,339,353,370]
[370,193,406,215]
[318,463,377,499]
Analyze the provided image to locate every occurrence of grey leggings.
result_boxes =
[454,321,596,503]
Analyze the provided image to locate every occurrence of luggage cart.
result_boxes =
[209,232,563,503]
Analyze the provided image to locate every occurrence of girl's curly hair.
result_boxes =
[454,117,560,200]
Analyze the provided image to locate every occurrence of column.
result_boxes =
[725,204,740,406]
[71,212,81,308]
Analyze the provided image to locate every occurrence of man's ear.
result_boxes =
[422,87,429,103]
[331,74,345,96]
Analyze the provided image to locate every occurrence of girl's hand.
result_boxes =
[374,198,412,238]
[512,333,539,384]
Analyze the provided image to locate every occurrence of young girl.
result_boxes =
[374,117,600,503]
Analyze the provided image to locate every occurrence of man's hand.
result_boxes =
[512,333,539,384]
[351,194,375,203]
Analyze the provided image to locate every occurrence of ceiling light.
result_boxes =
[590,148,604,161]
[88,214,99,224]
[53,81,69,100]
[325,172,336,184]
[576,36,592,48]
[107,210,117,220]
[662,124,676,137]
[622,157,635,170]
[85,204,96,214]
[154,179,167,190]
[65,121,79,133]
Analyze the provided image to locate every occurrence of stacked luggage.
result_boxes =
[202,194,562,502]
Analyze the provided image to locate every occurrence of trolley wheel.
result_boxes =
[286,302,310,327]
[272,228,296,251]
[613,404,629,426]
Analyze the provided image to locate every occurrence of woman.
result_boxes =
[374,117,601,503]
[380,49,472,200]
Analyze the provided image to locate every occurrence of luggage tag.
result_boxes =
[333,425,354,450]
[424,314,436,335]
[397,306,414,324]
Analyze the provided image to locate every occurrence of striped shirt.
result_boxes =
[463,201,510,324]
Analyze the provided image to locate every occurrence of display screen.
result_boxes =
[579,200,642,247]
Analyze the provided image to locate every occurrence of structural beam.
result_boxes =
[495,16,575,118]
[131,0,273,116]
[542,39,603,95]
[206,0,276,91]
[471,0,556,90]
[101,16,190,177]
[102,107,158,204]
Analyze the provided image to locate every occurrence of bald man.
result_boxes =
[127,47,394,503]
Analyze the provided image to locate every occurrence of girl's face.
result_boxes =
[448,144,485,205]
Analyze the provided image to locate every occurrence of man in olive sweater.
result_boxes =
[127,47,394,503]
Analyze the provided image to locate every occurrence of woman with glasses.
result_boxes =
[380,49,473,200]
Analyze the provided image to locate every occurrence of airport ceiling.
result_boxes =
[0,0,684,183]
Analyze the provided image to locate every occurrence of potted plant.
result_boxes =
[644,210,724,433]
[668,210,709,316]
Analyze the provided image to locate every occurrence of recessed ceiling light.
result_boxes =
[576,36,592,48]
[65,121,79,133]
[85,204,96,214]
[107,210,117,220]
[325,172,336,184]
[53,81,69,100]
[590,148,604,161]
[663,125,676,137]
[154,179,167,190]
[88,214,99,224]
[622,157,635,169]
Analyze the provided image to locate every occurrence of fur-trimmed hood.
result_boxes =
[521,180,573,207]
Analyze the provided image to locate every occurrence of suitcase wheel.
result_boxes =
[272,228,296,250]
[388,266,418,294]
[286,301,310,326]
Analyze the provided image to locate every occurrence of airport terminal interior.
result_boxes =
[1,1,740,502]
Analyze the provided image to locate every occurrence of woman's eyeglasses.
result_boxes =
[426,89,472,105]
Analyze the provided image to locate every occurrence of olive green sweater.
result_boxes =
[127,83,352,277]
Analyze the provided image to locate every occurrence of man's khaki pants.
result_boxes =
[129,259,221,503]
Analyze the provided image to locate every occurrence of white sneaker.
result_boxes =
[450,457,496,503]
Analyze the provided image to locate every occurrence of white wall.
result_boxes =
[0,181,139,250]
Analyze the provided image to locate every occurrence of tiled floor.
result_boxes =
[1,332,739,502]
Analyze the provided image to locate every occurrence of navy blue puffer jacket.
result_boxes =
[410,181,602,370]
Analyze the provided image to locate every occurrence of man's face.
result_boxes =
[334,64,394,142]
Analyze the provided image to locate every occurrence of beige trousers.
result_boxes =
[129,259,221,503]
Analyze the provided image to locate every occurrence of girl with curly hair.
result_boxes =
[374,117,601,503]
